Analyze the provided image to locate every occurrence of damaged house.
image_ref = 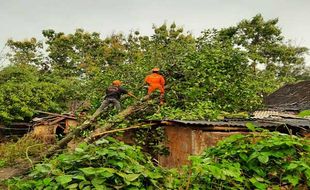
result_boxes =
[122,80,310,168]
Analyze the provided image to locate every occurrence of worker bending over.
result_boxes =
[144,68,165,104]
[96,80,136,114]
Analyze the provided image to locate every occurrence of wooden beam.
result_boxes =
[34,110,76,120]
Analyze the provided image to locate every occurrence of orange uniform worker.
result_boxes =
[144,68,165,104]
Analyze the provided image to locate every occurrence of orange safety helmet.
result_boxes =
[152,68,160,72]
[112,80,122,86]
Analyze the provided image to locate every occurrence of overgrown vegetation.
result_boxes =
[1,14,310,189]
[6,130,310,189]
[7,137,168,189]
[185,130,310,189]
[0,135,48,168]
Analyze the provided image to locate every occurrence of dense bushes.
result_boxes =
[8,137,167,190]
[186,130,310,189]
[7,131,310,189]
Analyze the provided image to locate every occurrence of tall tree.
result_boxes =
[218,14,308,77]
[6,38,45,68]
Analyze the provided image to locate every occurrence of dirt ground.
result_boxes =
[0,167,26,180]
[0,167,24,189]
[0,164,31,189]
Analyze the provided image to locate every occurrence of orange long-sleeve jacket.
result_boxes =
[144,73,165,94]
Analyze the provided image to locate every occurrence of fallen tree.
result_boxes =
[45,93,156,157]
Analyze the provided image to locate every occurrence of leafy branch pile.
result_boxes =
[6,131,310,189]
[185,131,310,189]
[7,137,167,190]
[0,135,48,168]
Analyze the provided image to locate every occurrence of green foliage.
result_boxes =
[0,64,88,123]
[133,126,169,158]
[184,131,310,189]
[5,131,310,189]
[0,65,65,122]
[7,137,167,189]
[6,38,44,67]
[148,101,221,120]
[298,110,310,118]
[1,14,310,190]
[3,15,309,122]
[218,14,308,77]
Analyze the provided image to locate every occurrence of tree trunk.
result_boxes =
[45,94,155,157]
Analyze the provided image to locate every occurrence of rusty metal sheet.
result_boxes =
[158,125,251,168]
[158,125,192,168]
[191,130,249,155]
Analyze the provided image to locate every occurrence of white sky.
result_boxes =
[0,0,310,66]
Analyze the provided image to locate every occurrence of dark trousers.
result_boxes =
[93,98,121,117]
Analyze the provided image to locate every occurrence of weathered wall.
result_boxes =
[191,130,248,155]
[159,125,192,168]
[159,125,250,168]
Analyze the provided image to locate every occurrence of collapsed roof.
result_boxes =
[264,80,310,111]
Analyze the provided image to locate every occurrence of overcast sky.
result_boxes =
[1,0,310,66]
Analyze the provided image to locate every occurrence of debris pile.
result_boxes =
[0,111,77,143]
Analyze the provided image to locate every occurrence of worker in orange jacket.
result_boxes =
[144,68,165,104]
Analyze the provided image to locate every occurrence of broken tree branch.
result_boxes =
[89,123,154,140]
[45,92,157,157]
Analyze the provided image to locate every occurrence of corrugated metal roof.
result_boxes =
[161,118,310,128]
[252,111,302,119]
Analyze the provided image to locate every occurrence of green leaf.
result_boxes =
[124,173,140,182]
[283,174,299,186]
[66,183,78,189]
[73,175,86,181]
[55,175,73,185]
[258,154,269,164]
[80,167,97,176]
[95,138,109,145]
[43,178,52,185]
[79,181,91,189]
[208,165,223,180]
[97,167,116,178]
[248,151,260,161]
[239,153,248,161]
[249,177,268,190]
[287,163,298,170]
[91,177,105,186]
[249,163,266,177]
[246,122,257,132]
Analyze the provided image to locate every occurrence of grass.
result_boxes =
[0,135,50,168]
